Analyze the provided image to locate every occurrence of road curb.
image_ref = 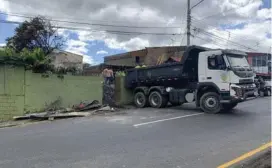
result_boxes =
[232,148,271,168]
[218,142,272,168]
[0,122,21,128]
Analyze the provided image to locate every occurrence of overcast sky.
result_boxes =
[0,0,271,64]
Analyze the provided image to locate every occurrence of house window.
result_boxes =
[252,56,267,67]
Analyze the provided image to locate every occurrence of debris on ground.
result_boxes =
[13,100,118,121]
[96,106,115,112]
[72,100,101,111]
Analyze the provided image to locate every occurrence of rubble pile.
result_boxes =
[13,100,115,121]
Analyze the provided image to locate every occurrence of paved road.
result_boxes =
[0,97,270,168]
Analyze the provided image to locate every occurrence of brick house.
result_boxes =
[104,46,187,67]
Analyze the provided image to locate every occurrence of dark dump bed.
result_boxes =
[125,46,208,89]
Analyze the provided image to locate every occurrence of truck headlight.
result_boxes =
[230,87,236,96]
[230,84,242,97]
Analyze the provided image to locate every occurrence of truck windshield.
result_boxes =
[227,54,250,68]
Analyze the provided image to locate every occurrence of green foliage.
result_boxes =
[6,16,65,55]
[20,48,50,65]
[115,71,126,77]
[0,47,19,57]
[0,47,52,72]
[0,47,82,74]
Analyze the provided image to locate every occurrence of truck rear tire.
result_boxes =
[134,92,148,108]
[222,103,238,112]
[149,91,168,108]
[200,92,221,114]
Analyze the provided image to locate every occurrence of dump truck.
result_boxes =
[125,46,256,113]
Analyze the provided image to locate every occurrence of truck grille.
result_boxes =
[239,79,253,84]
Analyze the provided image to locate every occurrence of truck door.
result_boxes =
[199,54,230,91]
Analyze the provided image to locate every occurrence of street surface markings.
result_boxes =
[217,141,272,168]
[133,113,204,127]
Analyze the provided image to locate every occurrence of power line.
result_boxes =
[191,18,248,40]
[0,20,186,36]
[199,30,255,50]
[191,17,231,34]
[193,35,227,49]
[0,11,184,29]
[191,16,268,47]
[193,27,257,51]
[191,17,271,48]
[1,10,189,26]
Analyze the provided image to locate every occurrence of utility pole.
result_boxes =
[186,0,204,47]
[187,0,191,47]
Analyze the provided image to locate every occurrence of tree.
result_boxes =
[0,47,52,71]
[6,16,65,55]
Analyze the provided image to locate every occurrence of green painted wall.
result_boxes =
[0,66,25,121]
[115,76,133,106]
[24,72,102,112]
[0,66,102,121]
[0,95,24,121]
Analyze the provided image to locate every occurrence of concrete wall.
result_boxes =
[0,65,102,121]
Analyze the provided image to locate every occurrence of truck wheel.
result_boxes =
[222,103,238,112]
[149,91,168,108]
[134,92,148,108]
[200,92,221,114]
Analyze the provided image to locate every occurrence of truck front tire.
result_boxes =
[134,92,148,108]
[200,92,221,114]
[149,91,168,108]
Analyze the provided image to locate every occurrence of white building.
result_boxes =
[50,50,83,70]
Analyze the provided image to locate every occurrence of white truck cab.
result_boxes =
[197,49,255,112]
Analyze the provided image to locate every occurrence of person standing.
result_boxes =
[102,68,110,84]
[107,68,114,84]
